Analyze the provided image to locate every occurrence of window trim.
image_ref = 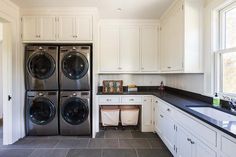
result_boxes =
[215,2,236,97]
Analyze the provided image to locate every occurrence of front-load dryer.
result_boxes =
[60,91,91,136]
[59,46,91,90]
[26,91,59,136]
[25,46,58,90]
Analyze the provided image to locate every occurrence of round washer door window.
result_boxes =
[30,97,56,125]
[62,52,89,80]
[62,98,89,125]
[28,52,56,79]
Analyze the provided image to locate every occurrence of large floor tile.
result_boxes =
[35,139,59,148]
[102,149,137,157]
[147,138,167,149]
[131,131,157,138]
[104,130,132,139]
[88,139,119,148]
[0,149,34,157]
[66,149,101,157]
[119,139,151,149]
[137,149,173,157]
[29,149,69,157]
[95,131,105,138]
[54,139,89,149]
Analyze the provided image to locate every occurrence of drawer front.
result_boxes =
[175,110,217,147]
[221,136,236,157]
[158,99,174,117]
[99,96,120,104]
[121,96,142,104]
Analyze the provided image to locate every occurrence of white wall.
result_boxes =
[0,23,3,119]
[0,0,21,144]
[98,74,165,86]
[165,74,204,94]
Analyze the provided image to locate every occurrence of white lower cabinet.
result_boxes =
[175,125,216,157]
[142,96,153,132]
[154,97,217,157]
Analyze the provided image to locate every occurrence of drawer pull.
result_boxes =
[187,138,191,142]
[160,114,164,118]
[106,99,111,102]
[129,99,134,101]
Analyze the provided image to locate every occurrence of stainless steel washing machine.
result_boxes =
[60,91,91,136]
[59,46,91,90]
[26,91,59,136]
[25,46,58,90]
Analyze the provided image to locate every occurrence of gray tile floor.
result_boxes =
[0,125,173,157]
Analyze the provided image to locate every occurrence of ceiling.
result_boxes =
[10,0,174,19]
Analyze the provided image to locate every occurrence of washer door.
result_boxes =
[62,98,89,125]
[30,97,56,125]
[28,52,56,79]
[62,52,89,80]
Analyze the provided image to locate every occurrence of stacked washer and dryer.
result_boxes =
[25,45,92,136]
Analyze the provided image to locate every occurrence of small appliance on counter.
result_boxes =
[127,84,138,92]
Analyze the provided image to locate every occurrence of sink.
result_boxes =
[189,107,236,122]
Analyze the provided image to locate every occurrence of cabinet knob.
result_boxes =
[160,114,164,118]
[167,66,171,69]
[167,108,171,112]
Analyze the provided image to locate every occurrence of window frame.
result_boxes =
[215,2,236,97]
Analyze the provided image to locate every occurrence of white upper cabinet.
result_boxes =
[99,21,160,73]
[58,16,92,41]
[22,15,93,42]
[119,26,140,72]
[58,16,75,41]
[100,25,119,72]
[22,16,38,41]
[39,16,56,41]
[76,16,93,41]
[22,16,56,41]
[160,0,203,73]
[141,26,159,72]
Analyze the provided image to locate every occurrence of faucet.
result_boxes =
[229,98,236,112]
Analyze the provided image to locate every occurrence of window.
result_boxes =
[216,2,236,96]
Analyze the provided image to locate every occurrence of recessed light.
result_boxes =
[117,8,122,12]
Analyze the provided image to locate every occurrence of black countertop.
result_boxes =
[97,87,236,138]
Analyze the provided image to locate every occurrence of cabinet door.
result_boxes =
[100,25,119,72]
[141,26,159,72]
[142,96,153,132]
[58,16,75,41]
[76,16,92,41]
[119,26,140,72]
[169,3,184,71]
[191,136,217,157]
[163,114,176,154]
[160,2,184,72]
[154,98,161,134]
[176,125,192,157]
[39,16,56,41]
[22,16,38,41]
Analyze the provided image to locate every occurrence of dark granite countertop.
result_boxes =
[97,87,236,138]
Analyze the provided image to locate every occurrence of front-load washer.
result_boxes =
[25,46,58,90]
[26,91,59,136]
[60,91,91,136]
[59,46,91,90]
